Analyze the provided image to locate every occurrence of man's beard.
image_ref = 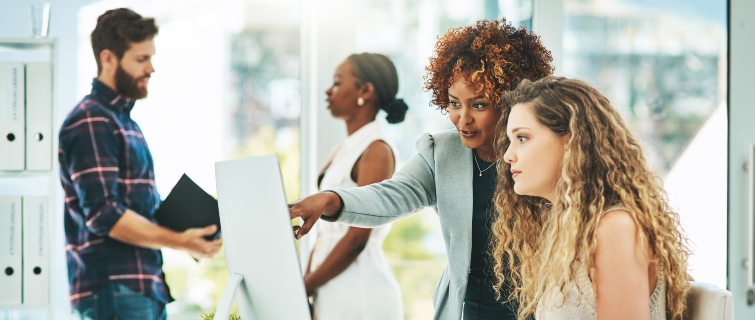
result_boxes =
[115,64,149,100]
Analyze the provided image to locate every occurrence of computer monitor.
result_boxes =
[213,155,311,320]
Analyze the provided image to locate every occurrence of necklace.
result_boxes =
[473,153,498,176]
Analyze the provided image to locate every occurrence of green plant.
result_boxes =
[199,310,241,320]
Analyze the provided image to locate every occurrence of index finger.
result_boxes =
[296,216,317,240]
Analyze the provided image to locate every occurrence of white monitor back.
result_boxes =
[215,155,310,320]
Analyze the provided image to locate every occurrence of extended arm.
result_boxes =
[291,134,438,238]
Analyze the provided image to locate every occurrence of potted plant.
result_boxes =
[199,310,241,320]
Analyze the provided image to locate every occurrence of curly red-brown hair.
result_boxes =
[423,18,554,110]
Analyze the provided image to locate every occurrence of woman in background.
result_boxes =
[304,53,408,320]
[492,77,690,320]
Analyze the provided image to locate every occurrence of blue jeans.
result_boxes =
[73,283,167,320]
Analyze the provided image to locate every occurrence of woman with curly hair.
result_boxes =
[493,76,690,320]
[290,18,553,320]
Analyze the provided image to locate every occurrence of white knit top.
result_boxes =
[535,206,666,320]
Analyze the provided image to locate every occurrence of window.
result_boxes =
[562,0,728,287]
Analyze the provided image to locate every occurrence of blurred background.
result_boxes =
[0,0,728,319]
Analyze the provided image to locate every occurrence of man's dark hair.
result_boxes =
[91,8,158,75]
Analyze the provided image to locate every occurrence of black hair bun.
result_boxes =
[382,99,409,124]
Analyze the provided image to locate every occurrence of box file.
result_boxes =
[25,63,52,171]
[23,196,49,304]
[0,196,22,304]
[0,62,26,171]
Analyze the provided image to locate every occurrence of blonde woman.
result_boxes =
[491,76,691,320]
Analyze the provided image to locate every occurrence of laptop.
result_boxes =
[213,154,311,320]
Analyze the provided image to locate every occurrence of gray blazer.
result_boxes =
[328,130,475,320]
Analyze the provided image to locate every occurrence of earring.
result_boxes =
[357,97,365,106]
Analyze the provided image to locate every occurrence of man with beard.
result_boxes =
[59,8,222,319]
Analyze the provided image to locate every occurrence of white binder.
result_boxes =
[25,63,52,171]
[0,196,23,304]
[22,196,49,304]
[0,62,25,171]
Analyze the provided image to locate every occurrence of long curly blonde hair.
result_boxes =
[490,76,691,320]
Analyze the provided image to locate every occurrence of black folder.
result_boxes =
[154,174,221,241]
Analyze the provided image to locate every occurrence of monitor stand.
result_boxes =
[213,273,244,320]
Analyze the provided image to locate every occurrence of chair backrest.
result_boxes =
[685,282,733,320]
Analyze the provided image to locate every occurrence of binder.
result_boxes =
[25,63,52,171]
[22,196,48,304]
[0,62,25,171]
[0,196,22,304]
[154,174,221,241]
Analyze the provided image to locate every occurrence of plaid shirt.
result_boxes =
[59,79,173,308]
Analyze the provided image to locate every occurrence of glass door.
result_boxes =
[728,0,755,316]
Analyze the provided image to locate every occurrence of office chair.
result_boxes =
[685,282,733,320]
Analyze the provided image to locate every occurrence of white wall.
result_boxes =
[664,102,727,288]
[299,0,352,198]
[298,0,357,272]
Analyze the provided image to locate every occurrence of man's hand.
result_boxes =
[176,225,223,259]
[289,192,343,239]
[109,210,223,259]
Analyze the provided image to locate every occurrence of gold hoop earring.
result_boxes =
[357,97,365,106]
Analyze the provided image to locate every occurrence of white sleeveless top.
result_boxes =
[536,205,666,320]
[310,121,403,320]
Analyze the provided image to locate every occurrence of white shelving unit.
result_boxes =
[0,37,59,320]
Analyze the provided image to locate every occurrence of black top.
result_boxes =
[464,156,518,320]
